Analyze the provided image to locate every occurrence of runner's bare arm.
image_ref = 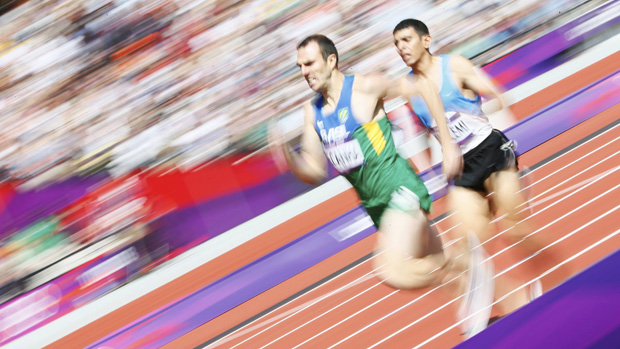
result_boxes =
[361,74,462,178]
[407,77,462,179]
[270,102,327,185]
[364,74,452,145]
[360,74,410,102]
[452,55,509,114]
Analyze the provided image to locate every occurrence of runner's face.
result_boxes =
[297,41,334,92]
[393,28,429,67]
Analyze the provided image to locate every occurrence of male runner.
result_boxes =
[392,19,544,316]
[270,34,494,337]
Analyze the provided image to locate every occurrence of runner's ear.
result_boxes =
[327,53,337,69]
[422,34,432,50]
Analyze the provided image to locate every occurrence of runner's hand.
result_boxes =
[267,118,290,172]
[442,142,463,180]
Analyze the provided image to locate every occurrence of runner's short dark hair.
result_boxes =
[393,19,430,37]
[297,34,339,67]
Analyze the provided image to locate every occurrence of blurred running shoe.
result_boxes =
[529,279,543,301]
[458,233,495,339]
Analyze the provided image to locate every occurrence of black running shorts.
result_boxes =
[454,129,517,192]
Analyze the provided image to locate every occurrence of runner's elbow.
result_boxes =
[291,163,327,185]
[297,170,326,185]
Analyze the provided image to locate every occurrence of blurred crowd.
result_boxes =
[0,0,607,302]
[0,0,605,185]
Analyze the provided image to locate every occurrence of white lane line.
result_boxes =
[437,223,461,237]
[522,164,620,211]
[368,296,464,349]
[256,167,619,347]
[258,281,386,348]
[211,208,465,348]
[494,196,620,278]
[205,253,383,348]
[276,155,620,347]
[286,272,465,349]
[485,182,620,264]
[218,206,474,347]
[232,163,618,347]
[312,185,620,348]
[222,270,381,349]
[414,226,620,349]
[322,272,466,349]
[517,136,620,203]
[482,163,620,248]
[519,124,620,183]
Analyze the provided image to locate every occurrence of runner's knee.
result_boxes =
[488,169,530,224]
[373,251,448,289]
[449,187,493,241]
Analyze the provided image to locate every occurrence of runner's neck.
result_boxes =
[411,53,437,77]
[321,70,345,110]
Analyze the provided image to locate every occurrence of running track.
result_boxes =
[22,32,620,349]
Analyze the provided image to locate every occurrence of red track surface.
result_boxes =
[46,53,620,349]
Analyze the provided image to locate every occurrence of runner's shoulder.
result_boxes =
[303,100,316,124]
[354,73,387,89]
[449,55,476,74]
[354,73,402,98]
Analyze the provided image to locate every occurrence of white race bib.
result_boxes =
[324,139,365,173]
[433,112,473,144]
[448,117,473,144]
